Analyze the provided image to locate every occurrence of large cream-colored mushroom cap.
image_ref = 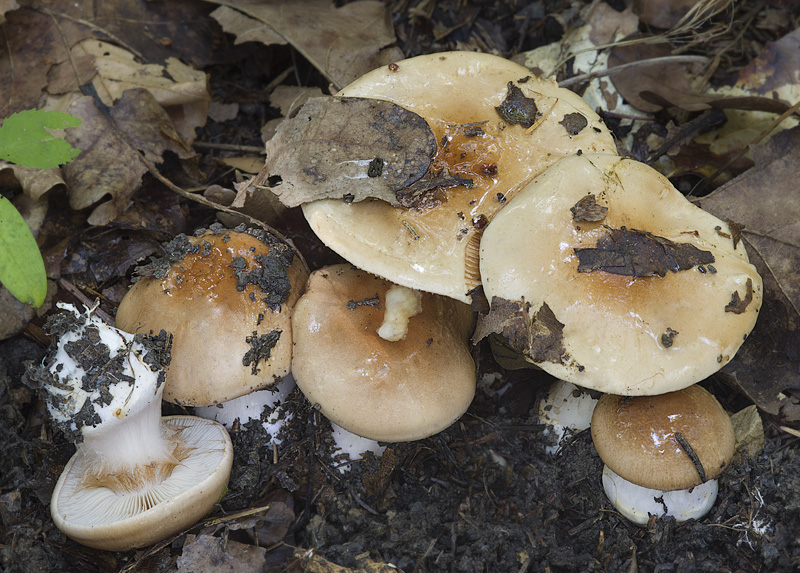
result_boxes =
[51,415,233,551]
[115,226,308,406]
[302,51,616,302]
[479,153,762,395]
[292,264,476,441]
[591,386,735,491]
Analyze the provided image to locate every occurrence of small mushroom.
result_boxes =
[291,264,476,441]
[303,51,616,302]
[537,380,599,454]
[591,385,735,525]
[28,303,233,551]
[115,224,308,406]
[479,153,762,395]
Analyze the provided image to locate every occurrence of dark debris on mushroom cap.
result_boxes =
[134,224,296,311]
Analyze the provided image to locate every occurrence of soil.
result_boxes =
[2,1,800,572]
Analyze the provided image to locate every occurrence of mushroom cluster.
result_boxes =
[292,52,762,523]
[30,50,762,553]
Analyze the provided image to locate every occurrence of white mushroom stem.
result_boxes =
[44,303,177,478]
[35,303,233,551]
[602,465,719,525]
[377,284,423,341]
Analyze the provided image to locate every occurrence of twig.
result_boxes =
[193,141,265,154]
[558,56,709,88]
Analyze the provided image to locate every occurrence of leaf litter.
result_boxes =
[1,0,800,572]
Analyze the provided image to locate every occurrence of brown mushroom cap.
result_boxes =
[591,385,735,491]
[479,153,762,395]
[115,226,307,406]
[302,51,616,302]
[292,264,476,441]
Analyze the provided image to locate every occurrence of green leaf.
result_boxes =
[0,196,47,307]
[0,110,82,169]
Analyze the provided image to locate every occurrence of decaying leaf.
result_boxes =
[697,126,800,420]
[473,297,568,366]
[263,96,436,208]
[177,534,267,571]
[570,194,607,222]
[574,226,715,277]
[293,547,402,573]
[730,405,765,463]
[206,0,403,89]
[64,89,195,226]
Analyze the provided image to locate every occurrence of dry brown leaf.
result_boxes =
[0,162,65,203]
[0,0,19,20]
[205,0,403,90]
[0,7,91,118]
[71,39,210,143]
[63,89,195,226]
[262,96,436,208]
[176,534,267,571]
[633,0,697,29]
[736,27,800,96]
[730,405,765,462]
[607,38,705,113]
[697,126,800,420]
[294,548,403,573]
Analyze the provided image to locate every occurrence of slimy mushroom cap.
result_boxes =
[115,225,307,406]
[291,264,476,441]
[479,153,762,395]
[590,385,735,491]
[303,51,616,302]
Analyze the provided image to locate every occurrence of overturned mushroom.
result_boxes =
[28,303,233,551]
[115,224,308,406]
[292,264,476,441]
[591,385,735,524]
[301,51,616,302]
[478,153,762,395]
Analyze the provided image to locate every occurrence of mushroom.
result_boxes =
[591,385,735,524]
[478,153,762,395]
[194,374,296,445]
[115,224,308,406]
[28,303,233,551]
[302,51,616,302]
[291,264,476,441]
[537,380,599,454]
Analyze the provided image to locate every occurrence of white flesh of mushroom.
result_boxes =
[377,284,423,341]
[602,465,719,525]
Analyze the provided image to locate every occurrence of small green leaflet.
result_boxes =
[0,196,47,307]
[0,110,82,169]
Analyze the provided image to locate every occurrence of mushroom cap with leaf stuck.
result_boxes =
[299,51,616,302]
[477,153,762,396]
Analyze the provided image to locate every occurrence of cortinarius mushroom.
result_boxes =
[302,51,616,302]
[478,153,762,395]
[292,264,476,441]
[591,385,735,524]
[29,303,233,551]
[115,224,308,406]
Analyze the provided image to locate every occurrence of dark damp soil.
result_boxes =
[2,333,799,572]
[3,1,800,572]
